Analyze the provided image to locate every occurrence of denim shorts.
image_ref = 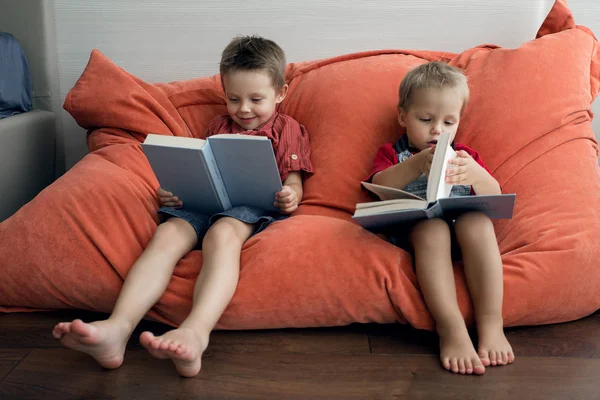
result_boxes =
[158,205,287,249]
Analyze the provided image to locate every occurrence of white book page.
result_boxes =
[426,132,456,202]
[361,181,425,201]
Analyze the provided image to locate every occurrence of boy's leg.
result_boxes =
[52,217,198,369]
[411,218,485,375]
[140,216,253,377]
[454,212,514,367]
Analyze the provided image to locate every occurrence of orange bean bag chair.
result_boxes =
[1,0,599,330]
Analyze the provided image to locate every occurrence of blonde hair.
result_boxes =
[219,35,287,90]
[398,61,469,114]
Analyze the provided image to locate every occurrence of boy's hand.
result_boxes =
[446,150,499,194]
[274,186,299,214]
[414,147,435,177]
[157,187,183,208]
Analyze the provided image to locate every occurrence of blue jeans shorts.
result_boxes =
[158,205,287,250]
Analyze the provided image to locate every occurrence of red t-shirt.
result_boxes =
[206,112,313,182]
[366,135,490,194]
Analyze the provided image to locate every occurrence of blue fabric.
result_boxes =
[0,32,32,118]
[158,205,287,250]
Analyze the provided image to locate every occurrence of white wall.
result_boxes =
[4,1,599,172]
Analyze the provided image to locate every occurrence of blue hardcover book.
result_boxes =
[352,132,516,232]
[142,134,282,215]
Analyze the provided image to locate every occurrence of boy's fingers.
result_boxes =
[279,195,294,203]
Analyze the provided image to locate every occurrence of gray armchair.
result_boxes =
[0,110,56,221]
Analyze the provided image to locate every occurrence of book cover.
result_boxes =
[354,194,516,231]
[207,134,282,212]
[142,133,282,215]
[142,135,228,215]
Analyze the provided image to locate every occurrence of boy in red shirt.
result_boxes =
[53,35,313,377]
[368,62,514,375]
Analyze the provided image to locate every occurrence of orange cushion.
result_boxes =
[1,0,599,330]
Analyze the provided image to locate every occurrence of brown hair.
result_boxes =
[219,35,287,89]
[398,61,469,114]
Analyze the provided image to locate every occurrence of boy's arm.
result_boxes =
[275,172,303,214]
[372,148,434,190]
[446,150,501,195]
[471,175,501,195]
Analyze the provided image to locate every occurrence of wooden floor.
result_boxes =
[1,310,599,399]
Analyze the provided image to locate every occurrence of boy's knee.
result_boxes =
[156,217,195,239]
[203,218,250,248]
[454,212,494,240]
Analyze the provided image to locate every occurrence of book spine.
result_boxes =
[425,203,443,219]
[202,142,232,211]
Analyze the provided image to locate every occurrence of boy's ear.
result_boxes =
[397,107,408,127]
[276,84,289,104]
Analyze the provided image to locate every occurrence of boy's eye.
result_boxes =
[418,118,431,122]
[251,98,263,103]
[228,98,239,103]
[444,121,455,125]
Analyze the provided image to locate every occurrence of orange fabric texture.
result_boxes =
[1,0,599,330]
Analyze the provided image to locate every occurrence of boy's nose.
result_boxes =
[240,101,251,112]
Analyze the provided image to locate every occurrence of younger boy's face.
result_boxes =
[223,70,287,131]
[398,87,464,151]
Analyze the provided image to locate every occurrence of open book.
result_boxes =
[352,132,516,231]
[142,133,282,215]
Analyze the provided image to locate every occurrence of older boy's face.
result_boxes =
[398,87,463,151]
[223,70,287,130]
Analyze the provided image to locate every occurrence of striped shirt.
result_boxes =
[206,112,314,182]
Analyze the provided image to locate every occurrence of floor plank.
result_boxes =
[0,350,29,383]
[0,348,598,400]
[369,313,600,358]
[0,311,371,354]
[209,325,370,355]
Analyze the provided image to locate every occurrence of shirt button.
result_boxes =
[291,154,298,160]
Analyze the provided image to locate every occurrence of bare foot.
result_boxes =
[140,328,208,377]
[438,322,485,375]
[52,319,131,369]
[477,315,515,367]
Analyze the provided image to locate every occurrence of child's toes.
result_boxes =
[458,358,467,374]
[490,351,498,366]
[507,351,515,364]
[159,340,172,351]
[465,359,473,374]
[442,357,451,371]
[450,358,459,373]
[473,360,486,375]
[478,350,490,366]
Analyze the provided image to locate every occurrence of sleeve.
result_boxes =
[364,143,398,182]
[274,117,314,181]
